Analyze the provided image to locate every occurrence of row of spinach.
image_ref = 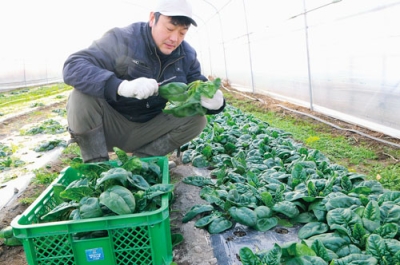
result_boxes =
[180,105,400,265]
[1,118,67,171]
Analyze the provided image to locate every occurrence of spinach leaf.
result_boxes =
[272,201,300,219]
[310,239,331,262]
[194,212,221,228]
[207,217,232,234]
[96,167,131,188]
[41,201,79,222]
[99,185,136,215]
[144,184,174,200]
[298,222,329,239]
[327,208,362,239]
[331,254,378,265]
[228,206,257,227]
[127,174,150,190]
[362,200,381,232]
[160,78,221,117]
[79,197,103,219]
[182,204,214,223]
[159,82,188,102]
[60,178,94,202]
[238,247,262,265]
[182,176,215,187]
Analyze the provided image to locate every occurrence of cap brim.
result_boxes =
[159,11,197,26]
[187,18,197,27]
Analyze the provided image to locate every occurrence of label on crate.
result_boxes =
[85,247,105,261]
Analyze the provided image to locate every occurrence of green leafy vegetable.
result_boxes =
[298,222,329,239]
[60,178,94,202]
[207,217,232,234]
[182,204,214,223]
[228,206,257,227]
[182,176,215,187]
[96,167,131,188]
[34,139,67,152]
[99,185,136,215]
[79,197,103,219]
[144,184,174,200]
[159,78,221,117]
[179,104,400,263]
[41,201,79,222]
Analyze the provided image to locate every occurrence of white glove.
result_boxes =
[200,90,224,110]
[117,77,158,99]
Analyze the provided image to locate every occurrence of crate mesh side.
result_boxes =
[33,234,74,265]
[112,226,152,265]
[27,195,59,224]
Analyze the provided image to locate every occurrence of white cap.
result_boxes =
[154,0,197,27]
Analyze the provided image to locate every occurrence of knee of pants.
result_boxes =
[195,115,208,134]
[171,115,207,145]
[66,89,104,133]
[185,115,207,134]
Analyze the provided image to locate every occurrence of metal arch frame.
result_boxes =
[189,15,214,77]
[241,0,255,93]
[201,0,231,80]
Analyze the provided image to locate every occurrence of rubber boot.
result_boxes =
[68,125,109,163]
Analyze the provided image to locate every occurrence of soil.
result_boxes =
[0,86,399,265]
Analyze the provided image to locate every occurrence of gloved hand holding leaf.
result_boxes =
[159,78,222,117]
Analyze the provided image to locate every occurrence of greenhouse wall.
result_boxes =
[191,0,400,139]
[0,58,62,91]
[1,0,399,139]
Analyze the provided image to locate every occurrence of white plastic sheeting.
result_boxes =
[1,0,399,138]
[0,0,151,90]
[188,0,400,139]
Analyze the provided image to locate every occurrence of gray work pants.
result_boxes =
[66,89,207,157]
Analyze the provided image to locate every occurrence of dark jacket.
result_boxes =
[63,22,223,122]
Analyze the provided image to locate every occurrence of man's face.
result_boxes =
[149,12,189,55]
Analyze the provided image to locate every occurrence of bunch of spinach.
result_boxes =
[181,105,400,264]
[40,148,174,239]
[159,78,221,117]
[0,142,12,157]
[21,119,66,135]
[34,139,67,152]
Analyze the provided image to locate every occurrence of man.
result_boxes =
[63,0,225,163]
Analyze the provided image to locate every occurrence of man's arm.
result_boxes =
[63,28,126,99]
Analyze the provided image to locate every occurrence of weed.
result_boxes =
[0,83,72,107]
[19,197,36,206]
[63,144,81,157]
[32,168,58,185]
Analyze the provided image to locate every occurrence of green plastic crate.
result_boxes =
[11,156,173,265]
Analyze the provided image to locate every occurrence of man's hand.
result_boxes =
[118,77,158,99]
[201,90,224,110]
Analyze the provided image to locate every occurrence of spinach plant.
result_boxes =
[21,119,66,135]
[159,78,221,117]
[34,139,67,152]
[181,105,400,264]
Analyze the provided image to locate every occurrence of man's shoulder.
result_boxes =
[114,22,147,34]
[180,41,197,57]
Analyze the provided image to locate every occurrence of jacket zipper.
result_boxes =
[146,48,183,109]
[155,47,184,81]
